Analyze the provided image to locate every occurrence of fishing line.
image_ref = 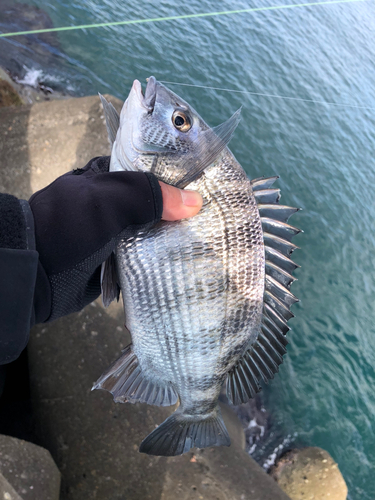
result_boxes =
[160,81,375,111]
[0,0,368,37]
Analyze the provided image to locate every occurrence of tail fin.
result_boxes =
[139,405,230,456]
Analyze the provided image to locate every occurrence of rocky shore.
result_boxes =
[0,71,348,499]
[0,67,70,106]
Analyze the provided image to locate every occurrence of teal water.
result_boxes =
[2,1,375,497]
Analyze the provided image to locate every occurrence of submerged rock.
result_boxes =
[270,447,348,500]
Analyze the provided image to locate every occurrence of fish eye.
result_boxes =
[172,110,191,132]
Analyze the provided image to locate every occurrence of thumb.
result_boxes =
[159,181,203,221]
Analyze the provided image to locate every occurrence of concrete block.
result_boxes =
[0,435,60,500]
[0,94,122,199]
[28,300,290,500]
[0,472,23,500]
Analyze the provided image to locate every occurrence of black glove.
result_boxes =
[29,156,163,322]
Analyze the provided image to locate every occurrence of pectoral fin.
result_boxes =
[173,108,242,189]
[100,253,120,308]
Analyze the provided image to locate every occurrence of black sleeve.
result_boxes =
[0,162,164,364]
[0,194,38,365]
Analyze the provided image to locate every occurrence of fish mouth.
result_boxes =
[144,76,157,111]
[131,76,157,113]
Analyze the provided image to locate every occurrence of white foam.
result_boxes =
[249,443,257,454]
[15,66,65,89]
[247,418,265,437]
[16,67,44,88]
[262,434,297,471]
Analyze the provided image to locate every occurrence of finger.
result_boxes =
[159,182,203,221]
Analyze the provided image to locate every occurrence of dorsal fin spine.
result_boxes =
[99,93,120,146]
[261,323,288,353]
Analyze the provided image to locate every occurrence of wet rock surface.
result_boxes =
[0,79,23,108]
[223,392,270,456]
[0,435,60,500]
[0,95,291,500]
[270,447,348,500]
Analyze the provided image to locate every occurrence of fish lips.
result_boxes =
[129,77,157,113]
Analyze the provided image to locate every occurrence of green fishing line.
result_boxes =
[0,0,368,38]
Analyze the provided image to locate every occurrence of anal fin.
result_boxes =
[92,345,178,407]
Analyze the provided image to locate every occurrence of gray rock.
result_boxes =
[270,447,348,500]
[0,435,60,500]
[0,96,291,500]
[0,104,32,199]
[0,472,23,500]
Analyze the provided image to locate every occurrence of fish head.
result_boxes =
[111,77,241,186]
[139,76,205,149]
[111,76,207,172]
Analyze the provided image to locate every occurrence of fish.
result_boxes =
[92,77,300,457]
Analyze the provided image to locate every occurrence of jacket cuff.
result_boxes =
[0,248,38,364]
[144,172,163,223]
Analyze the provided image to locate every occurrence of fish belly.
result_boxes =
[116,155,265,407]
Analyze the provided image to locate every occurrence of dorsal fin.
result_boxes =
[99,93,120,146]
[250,176,279,190]
[254,188,281,204]
[226,177,300,405]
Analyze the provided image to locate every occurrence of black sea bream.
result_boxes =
[93,77,300,456]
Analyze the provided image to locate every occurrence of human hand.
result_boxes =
[160,182,202,221]
[29,156,202,322]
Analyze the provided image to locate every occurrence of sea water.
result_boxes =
[1,1,374,497]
